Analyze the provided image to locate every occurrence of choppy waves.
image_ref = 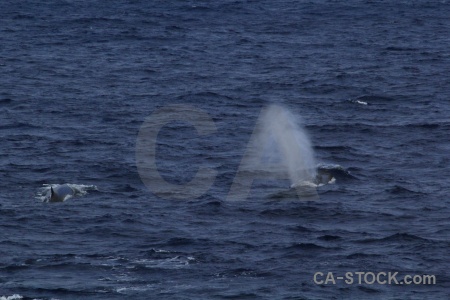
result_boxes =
[1,0,449,299]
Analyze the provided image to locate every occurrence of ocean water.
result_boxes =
[1,0,449,299]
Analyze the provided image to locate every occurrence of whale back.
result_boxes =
[50,184,75,202]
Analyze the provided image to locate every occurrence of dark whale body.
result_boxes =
[49,184,75,202]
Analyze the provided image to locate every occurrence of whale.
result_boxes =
[49,184,75,202]
[290,165,357,188]
[314,169,335,185]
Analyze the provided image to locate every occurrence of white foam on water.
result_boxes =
[0,295,23,300]
[356,100,368,105]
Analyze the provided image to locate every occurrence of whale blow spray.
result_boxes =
[258,105,317,187]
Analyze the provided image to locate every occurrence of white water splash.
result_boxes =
[258,105,317,187]
[0,295,23,300]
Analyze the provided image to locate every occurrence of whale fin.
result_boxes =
[50,186,56,202]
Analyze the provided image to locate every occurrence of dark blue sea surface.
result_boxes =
[1,0,449,299]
